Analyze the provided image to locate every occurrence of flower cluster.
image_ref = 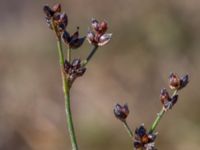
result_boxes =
[160,88,178,110]
[114,73,189,150]
[43,4,67,33]
[113,103,129,122]
[62,27,85,49]
[87,18,112,46]
[43,3,85,49]
[169,73,189,90]
[134,124,157,150]
[160,73,189,111]
[64,59,86,85]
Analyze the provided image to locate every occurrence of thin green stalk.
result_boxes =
[122,120,133,138]
[56,39,78,150]
[149,90,178,134]
[149,108,165,134]
[82,45,98,66]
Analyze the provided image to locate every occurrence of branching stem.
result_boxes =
[149,90,178,134]
[56,39,78,150]
[82,45,98,66]
[122,120,133,138]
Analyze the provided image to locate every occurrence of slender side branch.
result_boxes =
[122,120,134,138]
[56,39,79,150]
[149,108,165,134]
[82,45,98,66]
[149,90,178,134]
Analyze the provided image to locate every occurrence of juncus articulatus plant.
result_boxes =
[43,3,112,150]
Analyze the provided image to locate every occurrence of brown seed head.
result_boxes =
[169,73,181,90]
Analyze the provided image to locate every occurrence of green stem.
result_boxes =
[56,39,78,150]
[149,108,165,134]
[82,45,98,66]
[122,120,133,138]
[149,90,178,134]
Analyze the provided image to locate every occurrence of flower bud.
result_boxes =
[160,88,170,105]
[62,30,71,43]
[64,60,71,74]
[87,18,112,46]
[98,21,108,34]
[43,5,54,18]
[171,94,178,107]
[64,58,86,85]
[134,124,157,150]
[98,33,112,46]
[169,73,189,90]
[62,28,85,49]
[113,104,129,121]
[160,88,179,110]
[59,13,68,26]
[87,31,95,44]
[72,59,81,69]
[180,74,189,90]
[91,18,99,31]
[169,73,180,90]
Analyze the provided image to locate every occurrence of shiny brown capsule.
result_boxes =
[113,103,129,121]
[169,73,181,90]
[62,28,85,49]
[87,18,112,46]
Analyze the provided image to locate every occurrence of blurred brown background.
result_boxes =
[0,0,199,150]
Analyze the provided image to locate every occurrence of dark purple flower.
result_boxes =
[43,4,68,33]
[64,58,86,85]
[169,73,189,90]
[160,88,179,110]
[113,104,129,121]
[62,27,85,49]
[179,74,189,90]
[134,124,157,150]
[87,18,112,46]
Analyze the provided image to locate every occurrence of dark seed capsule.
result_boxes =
[64,60,71,73]
[133,124,157,150]
[98,33,112,46]
[69,37,85,49]
[62,30,71,44]
[43,5,54,18]
[113,104,129,121]
[98,21,108,34]
[53,13,61,22]
[171,94,178,106]
[91,18,99,31]
[87,31,96,44]
[76,67,86,76]
[180,74,189,89]
[135,125,146,137]
[160,88,170,105]
[169,72,181,90]
[59,13,68,27]
[72,59,81,69]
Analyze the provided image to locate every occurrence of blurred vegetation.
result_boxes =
[0,0,200,150]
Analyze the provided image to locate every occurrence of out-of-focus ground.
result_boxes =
[0,0,200,150]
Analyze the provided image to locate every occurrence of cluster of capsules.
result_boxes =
[114,73,189,150]
[43,3,112,86]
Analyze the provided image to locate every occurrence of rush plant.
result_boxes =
[114,73,189,150]
[43,3,189,150]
